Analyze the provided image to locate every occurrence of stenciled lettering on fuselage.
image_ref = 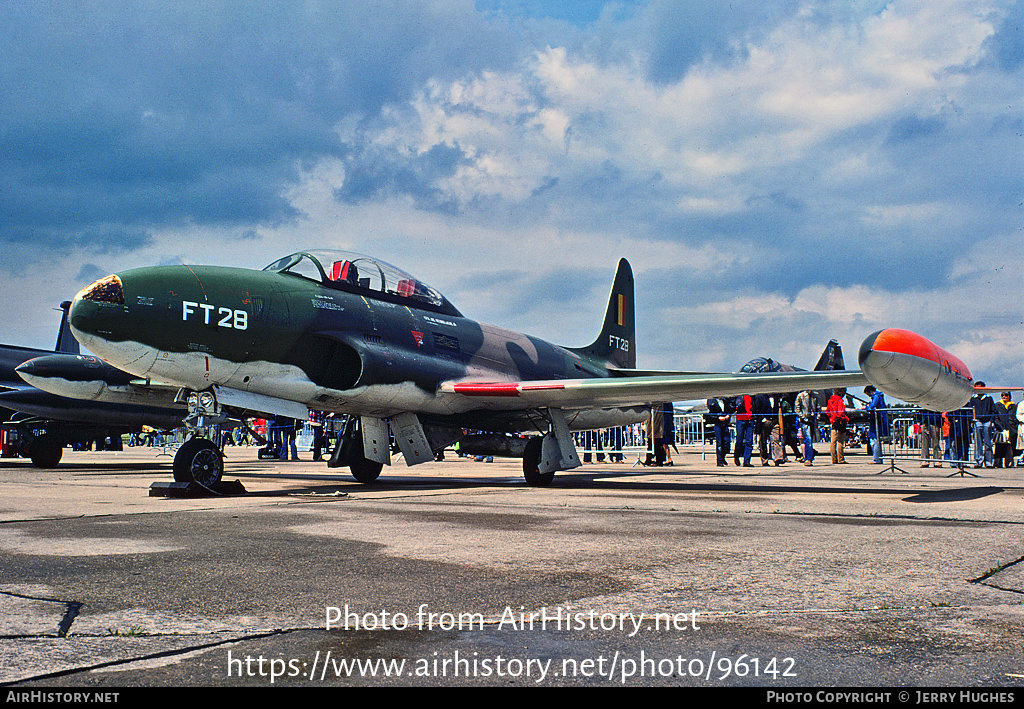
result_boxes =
[181,301,249,330]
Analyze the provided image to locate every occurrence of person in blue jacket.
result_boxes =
[863,385,889,464]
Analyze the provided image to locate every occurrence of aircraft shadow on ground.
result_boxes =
[6,457,1010,503]
[204,466,1009,504]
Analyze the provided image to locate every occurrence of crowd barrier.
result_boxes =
[572,407,1022,474]
[114,407,1021,474]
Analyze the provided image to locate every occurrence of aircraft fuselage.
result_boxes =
[69,261,630,429]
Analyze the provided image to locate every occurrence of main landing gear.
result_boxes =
[520,408,581,486]
[522,437,553,486]
[328,415,383,484]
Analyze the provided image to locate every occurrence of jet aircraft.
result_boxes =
[0,304,185,466]
[27,250,966,487]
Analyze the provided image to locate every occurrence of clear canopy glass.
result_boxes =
[263,250,459,315]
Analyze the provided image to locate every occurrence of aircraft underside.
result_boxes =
[98,341,647,488]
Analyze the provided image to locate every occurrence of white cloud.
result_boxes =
[3,0,1020,391]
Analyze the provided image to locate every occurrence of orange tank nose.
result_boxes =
[859,329,974,412]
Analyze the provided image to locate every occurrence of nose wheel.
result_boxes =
[173,438,224,487]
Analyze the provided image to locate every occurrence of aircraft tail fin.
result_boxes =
[812,339,843,371]
[54,301,80,355]
[569,258,635,370]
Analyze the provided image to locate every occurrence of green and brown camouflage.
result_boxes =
[69,251,644,433]
[59,249,876,485]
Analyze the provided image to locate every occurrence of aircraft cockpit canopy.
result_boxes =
[740,357,781,374]
[263,250,462,316]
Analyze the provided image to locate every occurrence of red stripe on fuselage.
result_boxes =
[451,382,568,397]
[872,329,972,381]
[452,383,521,397]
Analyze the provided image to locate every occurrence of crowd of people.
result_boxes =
[117,388,1023,471]
[704,386,1023,471]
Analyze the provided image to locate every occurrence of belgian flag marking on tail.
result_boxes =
[567,259,635,371]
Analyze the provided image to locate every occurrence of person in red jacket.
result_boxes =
[827,388,850,464]
[733,394,755,467]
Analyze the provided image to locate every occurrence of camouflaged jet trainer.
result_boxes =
[38,250,876,487]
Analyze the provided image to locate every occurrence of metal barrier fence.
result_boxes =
[571,407,1022,473]
[114,407,1021,473]
[853,407,1021,474]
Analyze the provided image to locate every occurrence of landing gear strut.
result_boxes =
[520,408,581,486]
[328,415,384,484]
[522,437,554,486]
[171,388,227,487]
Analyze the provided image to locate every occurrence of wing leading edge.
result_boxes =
[442,369,869,409]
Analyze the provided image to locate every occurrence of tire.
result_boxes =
[350,457,383,484]
[29,435,63,468]
[173,438,224,486]
[522,436,554,486]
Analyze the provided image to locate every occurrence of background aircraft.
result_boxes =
[38,251,883,487]
[738,339,845,376]
[0,303,185,466]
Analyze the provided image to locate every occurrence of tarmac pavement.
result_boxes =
[1,443,1022,687]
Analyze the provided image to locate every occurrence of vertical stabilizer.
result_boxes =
[54,301,80,355]
[569,259,635,370]
[813,339,844,371]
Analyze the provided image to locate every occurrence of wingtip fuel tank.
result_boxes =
[858,328,974,412]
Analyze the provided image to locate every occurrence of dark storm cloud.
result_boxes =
[0,0,515,254]
[335,142,472,214]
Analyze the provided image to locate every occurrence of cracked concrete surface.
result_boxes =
[1,447,1022,686]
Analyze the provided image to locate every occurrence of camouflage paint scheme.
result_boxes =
[66,251,652,434]
[49,250,890,485]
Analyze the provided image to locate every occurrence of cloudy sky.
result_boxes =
[2,0,1021,392]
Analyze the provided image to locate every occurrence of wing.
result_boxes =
[440,369,869,409]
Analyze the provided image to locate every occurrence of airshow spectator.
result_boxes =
[753,393,773,466]
[661,402,675,466]
[733,394,755,467]
[916,408,943,468]
[827,388,850,464]
[966,385,998,468]
[863,385,889,464]
[705,398,734,467]
[993,392,1017,468]
[1017,396,1024,466]
[780,395,802,462]
[795,390,818,466]
[947,407,974,472]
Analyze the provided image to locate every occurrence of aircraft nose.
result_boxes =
[69,273,125,335]
[67,271,159,376]
[13,356,69,385]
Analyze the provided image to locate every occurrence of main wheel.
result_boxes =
[350,457,383,484]
[173,438,224,486]
[522,436,554,486]
[29,435,63,468]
